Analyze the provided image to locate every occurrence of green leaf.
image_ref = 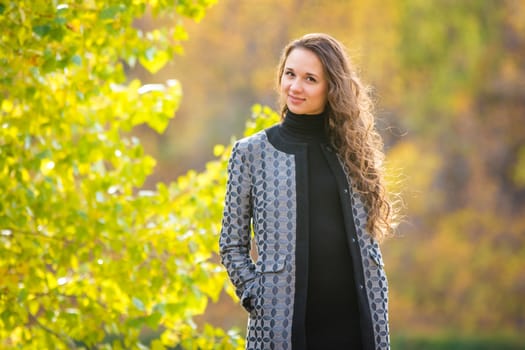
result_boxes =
[126,316,146,329]
[54,15,67,25]
[71,55,82,66]
[144,312,162,328]
[132,297,145,311]
[99,6,122,20]
[33,24,51,37]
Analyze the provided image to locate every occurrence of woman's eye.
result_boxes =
[285,71,295,77]
[307,76,316,82]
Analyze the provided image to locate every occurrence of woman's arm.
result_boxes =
[219,141,257,309]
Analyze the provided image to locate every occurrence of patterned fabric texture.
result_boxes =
[219,129,390,350]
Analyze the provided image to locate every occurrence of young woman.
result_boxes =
[219,33,394,350]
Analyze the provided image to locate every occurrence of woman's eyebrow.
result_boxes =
[285,67,320,78]
[305,72,319,78]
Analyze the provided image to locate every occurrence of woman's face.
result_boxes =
[280,47,328,115]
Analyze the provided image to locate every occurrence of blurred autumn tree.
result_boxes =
[141,0,524,343]
[386,0,525,337]
[0,0,244,349]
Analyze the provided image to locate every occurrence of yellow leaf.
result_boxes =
[21,169,30,182]
[40,159,55,176]
[1,99,13,112]
[213,144,225,157]
[28,299,40,315]
[151,339,166,350]
[71,255,78,269]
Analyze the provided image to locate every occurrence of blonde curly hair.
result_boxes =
[276,33,394,242]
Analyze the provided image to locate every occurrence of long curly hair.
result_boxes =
[276,33,394,241]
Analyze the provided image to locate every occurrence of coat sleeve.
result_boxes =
[219,140,257,310]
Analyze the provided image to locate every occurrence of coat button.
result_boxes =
[325,146,332,152]
[351,238,356,243]
[359,284,364,290]
[343,188,349,194]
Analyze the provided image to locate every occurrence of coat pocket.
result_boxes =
[368,246,385,268]
[242,257,286,314]
[248,256,287,317]
[255,256,286,274]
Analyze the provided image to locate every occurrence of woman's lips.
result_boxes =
[288,95,305,104]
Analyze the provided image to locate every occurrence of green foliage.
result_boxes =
[398,0,502,133]
[0,0,245,348]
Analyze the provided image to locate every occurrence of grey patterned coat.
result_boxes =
[219,125,390,350]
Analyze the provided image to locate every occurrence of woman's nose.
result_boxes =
[290,79,302,92]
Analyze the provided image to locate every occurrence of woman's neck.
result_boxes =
[280,109,328,142]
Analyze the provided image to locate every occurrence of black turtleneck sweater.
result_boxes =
[280,110,362,349]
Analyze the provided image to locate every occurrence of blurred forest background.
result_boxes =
[132,0,525,345]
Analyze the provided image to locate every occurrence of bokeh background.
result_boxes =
[131,0,525,346]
